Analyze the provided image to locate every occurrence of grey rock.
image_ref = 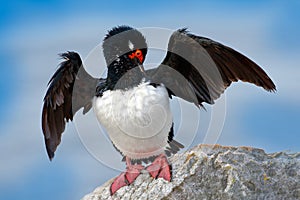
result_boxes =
[82,144,300,200]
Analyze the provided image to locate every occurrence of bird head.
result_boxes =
[103,25,148,88]
[103,25,147,66]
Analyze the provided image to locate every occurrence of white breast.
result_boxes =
[93,82,172,160]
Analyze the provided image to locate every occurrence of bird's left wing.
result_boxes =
[147,29,276,107]
[42,52,104,160]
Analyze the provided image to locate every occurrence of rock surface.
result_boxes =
[82,144,300,200]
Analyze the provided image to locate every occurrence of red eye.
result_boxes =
[135,50,142,56]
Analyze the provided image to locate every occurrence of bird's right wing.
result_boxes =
[42,52,103,160]
[148,29,276,107]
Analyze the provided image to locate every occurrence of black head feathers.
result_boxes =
[104,25,134,40]
[102,25,148,65]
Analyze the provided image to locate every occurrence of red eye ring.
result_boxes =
[135,49,142,56]
[129,49,144,63]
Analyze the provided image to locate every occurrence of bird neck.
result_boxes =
[106,62,145,90]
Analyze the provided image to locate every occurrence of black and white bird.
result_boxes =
[41,25,276,195]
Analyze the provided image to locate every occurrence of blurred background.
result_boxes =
[0,0,299,199]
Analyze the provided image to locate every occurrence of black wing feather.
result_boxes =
[42,52,101,160]
[148,29,276,106]
[193,35,276,91]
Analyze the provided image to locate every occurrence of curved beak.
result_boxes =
[132,57,145,74]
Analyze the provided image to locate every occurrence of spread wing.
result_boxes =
[42,52,103,160]
[148,29,276,106]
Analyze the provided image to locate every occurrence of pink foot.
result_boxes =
[146,154,172,181]
[110,172,128,195]
[125,164,144,184]
[110,158,144,195]
[157,162,171,181]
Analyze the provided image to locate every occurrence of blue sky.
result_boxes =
[0,1,299,199]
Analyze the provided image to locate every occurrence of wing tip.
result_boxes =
[266,86,277,93]
[177,27,189,33]
[262,77,277,93]
[58,51,82,68]
[268,83,277,92]
[45,138,56,161]
[47,148,55,161]
[58,51,80,59]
